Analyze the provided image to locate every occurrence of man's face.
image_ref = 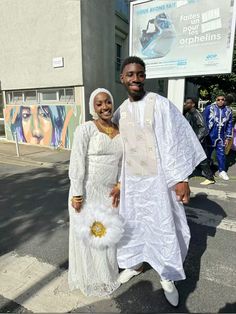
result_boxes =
[216,96,225,107]
[120,63,146,101]
[184,99,194,112]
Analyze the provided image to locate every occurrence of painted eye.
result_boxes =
[22,108,31,120]
[38,106,51,119]
[22,112,31,119]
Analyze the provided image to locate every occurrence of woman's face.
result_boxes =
[21,105,53,145]
[93,92,113,121]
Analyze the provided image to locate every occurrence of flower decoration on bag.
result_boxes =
[73,203,124,249]
[90,221,107,238]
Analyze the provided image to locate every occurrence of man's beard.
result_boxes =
[127,86,145,101]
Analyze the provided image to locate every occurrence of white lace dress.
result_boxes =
[68,121,123,297]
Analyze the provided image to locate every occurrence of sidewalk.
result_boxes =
[0,139,70,167]
[189,150,236,196]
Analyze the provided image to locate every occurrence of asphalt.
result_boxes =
[1,139,236,313]
[0,138,236,191]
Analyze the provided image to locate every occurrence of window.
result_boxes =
[115,30,127,81]
[25,91,36,101]
[13,91,23,102]
[41,90,57,101]
[116,43,122,72]
[6,91,13,104]
[59,88,74,102]
[115,0,129,19]
[5,87,75,104]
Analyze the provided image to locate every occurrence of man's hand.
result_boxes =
[109,185,120,208]
[175,182,190,204]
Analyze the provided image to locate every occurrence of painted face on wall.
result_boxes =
[21,105,53,145]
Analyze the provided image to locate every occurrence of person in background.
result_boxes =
[203,94,233,181]
[225,93,235,107]
[113,56,206,307]
[184,97,215,185]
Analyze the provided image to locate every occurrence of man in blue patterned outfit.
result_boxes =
[203,94,233,180]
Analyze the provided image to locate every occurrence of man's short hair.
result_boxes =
[216,93,225,99]
[120,56,146,73]
[185,97,198,105]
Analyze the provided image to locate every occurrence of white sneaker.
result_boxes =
[200,179,215,185]
[160,280,179,307]
[118,268,143,284]
[219,171,229,181]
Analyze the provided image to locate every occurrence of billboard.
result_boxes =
[130,0,236,78]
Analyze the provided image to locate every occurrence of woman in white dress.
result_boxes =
[68,88,123,297]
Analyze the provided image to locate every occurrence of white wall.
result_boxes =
[0,0,83,90]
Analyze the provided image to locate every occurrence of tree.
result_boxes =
[186,36,236,101]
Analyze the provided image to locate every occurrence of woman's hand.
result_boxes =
[175,182,190,204]
[71,196,83,213]
[109,184,120,208]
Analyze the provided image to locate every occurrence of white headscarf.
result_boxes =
[89,88,114,119]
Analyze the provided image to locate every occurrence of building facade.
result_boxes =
[0,0,168,148]
[0,0,131,148]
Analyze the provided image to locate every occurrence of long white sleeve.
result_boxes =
[154,95,206,188]
[69,124,90,196]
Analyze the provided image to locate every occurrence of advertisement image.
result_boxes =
[130,0,236,78]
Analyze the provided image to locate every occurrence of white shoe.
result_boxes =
[200,179,215,185]
[219,171,229,181]
[118,268,143,284]
[160,280,179,307]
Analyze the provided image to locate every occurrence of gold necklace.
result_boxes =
[97,120,115,137]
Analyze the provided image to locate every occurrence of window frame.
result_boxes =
[5,87,75,105]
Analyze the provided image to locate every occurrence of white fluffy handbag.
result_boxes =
[72,203,124,249]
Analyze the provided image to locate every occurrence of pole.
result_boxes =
[14,132,20,157]
[167,78,185,113]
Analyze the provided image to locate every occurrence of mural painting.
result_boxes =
[4,104,81,149]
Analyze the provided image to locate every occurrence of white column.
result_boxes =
[167,78,185,113]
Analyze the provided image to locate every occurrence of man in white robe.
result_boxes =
[113,56,206,307]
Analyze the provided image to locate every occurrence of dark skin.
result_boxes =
[121,63,191,204]
[215,95,230,148]
[183,98,195,113]
[72,92,120,213]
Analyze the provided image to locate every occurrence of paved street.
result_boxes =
[0,141,236,313]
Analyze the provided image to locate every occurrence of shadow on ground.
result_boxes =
[72,194,228,313]
[218,302,236,313]
[226,149,236,171]
[0,163,70,256]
